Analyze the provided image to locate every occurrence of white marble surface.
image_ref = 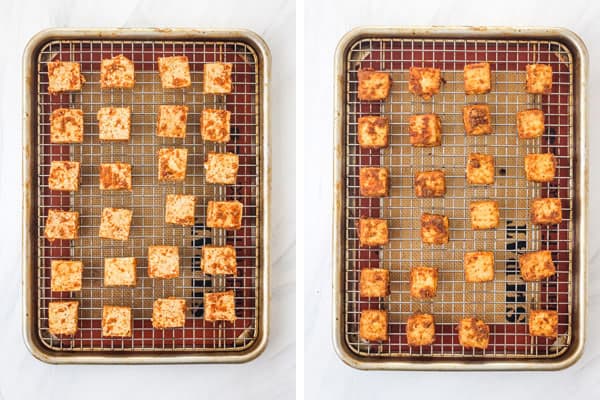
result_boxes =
[305,0,600,398]
[0,0,295,399]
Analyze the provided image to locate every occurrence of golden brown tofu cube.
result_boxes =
[50,108,84,143]
[529,309,558,337]
[203,62,232,94]
[470,200,499,230]
[463,104,492,136]
[408,114,442,147]
[406,312,436,346]
[358,218,388,247]
[47,60,85,94]
[99,207,133,241]
[526,64,553,94]
[415,170,445,198]
[206,200,243,230]
[152,297,186,328]
[201,245,237,275]
[464,251,494,282]
[148,245,179,279]
[100,54,135,89]
[531,198,562,225]
[467,153,494,185]
[457,317,490,349]
[158,148,188,182]
[157,55,191,89]
[97,107,131,141]
[409,266,438,299]
[464,62,492,94]
[517,109,545,139]
[48,161,80,191]
[157,105,188,138]
[51,260,82,292]
[201,109,231,143]
[204,152,239,184]
[357,68,391,101]
[99,163,132,190]
[359,268,389,297]
[359,167,388,197]
[408,67,442,100]
[102,306,131,337]
[357,116,389,148]
[204,291,236,322]
[165,194,196,226]
[519,250,556,281]
[48,300,78,336]
[104,257,137,287]
[44,209,79,241]
[421,213,449,245]
[359,310,388,341]
[525,153,556,182]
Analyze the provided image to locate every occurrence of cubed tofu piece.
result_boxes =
[517,109,545,139]
[529,309,558,337]
[44,209,79,241]
[204,152,239,184]
[359,268,389,297]
[51,260,82,292]
[409,266,438,299]
[152,297,187,328]
[408,67,442,100]
[519,250,556,281]
[359,309,388,341]
[526,64,553,94]
[357,116,389,148]
[48,161,80,191]
[158,148,188,182]
[204,290,236,322]
[406,312,436,346]
[358,218,388,247]
[467,153,495,185]
[470,200,499,230]
[104,257,137,287]
[100,54,135,89]
[206,200,243,230]
[525,153,556,182]
[102,306,131,337]
[357,68,391,101]
[464,62,492,94]
[99,163,132,190]
[203,62,232,94]
[47,60,85,94]
[463,104,492,136]
[48,300,79,336]
[464,251,495,282]
[157,55,191,88]
[421,213,449,245]
[408,114,442,147]
[99,207,133,241]
[415,170,445,198]
[97,107,130,141]
[165,194,196,226]
[201,245,237,275]
[457,317,490,349]
[157,105,188,138]
[201,109,231,143]
[148,245,180,279]
[50,108,84,143]
[359,167,389,197]
[531,198,562,225]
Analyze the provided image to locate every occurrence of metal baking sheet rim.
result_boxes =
[22,28,271,364]
[332,26,588,371]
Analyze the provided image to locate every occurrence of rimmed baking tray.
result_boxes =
[333,26,587,370]
[22,28,270,363]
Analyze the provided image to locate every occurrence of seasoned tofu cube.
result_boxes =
[44,209,79,241]
[152,297,187,328]
[457,317,490,349]
[99,163,132,190]
[201,245,237,275]
[519,250,556,281]
[517,109,545,139]
[201,109,231,143]
[525,153,556,182]
[529,309,558,337]
[203,62,232,94]
[206,200,243,230]
[99,207,133,241]
[204,152,239,184]
[359,268,389,297]
[464,251,494,282]
[409,266,438,299]
[157,55,191,88]
[47,60,85,94]
[157,105,188,138]
[415,170,445,198]
[358,218,388,247]
[464,62,492,94]
[104,257,137,287]
[102,306,132,337]
[48,300,79,336]
[51,260,82,292]
[463,104,492,136]
[204,290,236,322]
[408,114,442,147]
[406,313,436,346]
[359,167,388,197]
[148,245,179,279]
[526,64,553,94]
[100,54,135,89]
[420,213,449,245]
[158,148,188,182]
[97,107,131,141]
[50,108,84,143]
[359,309,388,341]
[467,153,494,185]
[357,116,389,148]
[165,194,196,226]
[408,67,442,100]
[531,198,562,225]
[470,200,499,230]
[48,161,80,191]
[357,68,391,101]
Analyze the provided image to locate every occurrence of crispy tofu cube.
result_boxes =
[204,291,236,322]
[519,250,556,281]
[44,209,78,241]
[415,170,445,198]
[409,266,438,299]
[357,116,389,148]
[359,167,388,197]
[357,68,391,101]
[408,67,442,100]
[531,198,562,225]
[201,245,237,275]
[104,257,137,287]
[467,153,495,185]
[464,251,494,282]
[464,62,492,94]
[525,153,556,182]
[203,62,232,94]
[157,56,191,89]
[100,54,135,89]
[358,218,388,247]
[204,152,239,184]
[102,306,131,337]
[359,268,389,297]
[99,163,132,190]
[517,109,545,139]
[470,200,499,230]
[408,114,441,147]
[206,200,243,230]
[359,310,388,341]
[165,194,196,226]
[406,312,436,346]
[201,109,231,143]
[421,213,449,245]
[48,161,80,191]
[50,108,84,143]
[48,300,78,336]
[148,245,179,279]
[457,317,490,349]
[99,207,132,241]
[158,148,188,182]
[51,260,82,292]
[47,60,85,94]
[526,64,553,94]
[463,104,492,136]
[157,105,188,138]
[97,107,130,141]
[529,310,558,337]
[152,297,187,328]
